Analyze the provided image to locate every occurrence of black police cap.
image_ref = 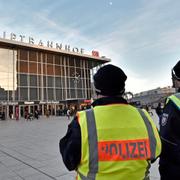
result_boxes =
[172,60,180,80]
[93,64,127,96]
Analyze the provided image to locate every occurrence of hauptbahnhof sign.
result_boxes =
[1,31,85,54]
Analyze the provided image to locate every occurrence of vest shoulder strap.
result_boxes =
[137,108,157,160]
[166,93,180,110]
[83,109,98,180]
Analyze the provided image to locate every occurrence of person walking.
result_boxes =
[60,64,161,180]
[159,60,180,180]
[66,109,71,120]
[34,110,39,119]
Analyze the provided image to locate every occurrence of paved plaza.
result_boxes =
[0,111,160,180]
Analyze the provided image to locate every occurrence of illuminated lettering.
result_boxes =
[65,45,71,51]
[3,31,6,38]
[47,41,53,48]
[0,31,86,54]
[19,35,25,42]
[11,33,16,40]
[56,43,62,50]
[38,40,43,46]
[72,47,79,53]
[29,37,34,44]
[80,48,84,54]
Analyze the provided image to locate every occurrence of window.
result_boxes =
[19,61,28,73]
[38,52,41,62]
[55,66,61,76]
[37,63,42,74]
[19,50,28,60]
[55,55,60,65]
[56,89,62,100]
[43,76,47,87]
[43,88,47,100]
[47,76,54,87]
[29,62,37,74]
[75,59,81,67]
[70,89,76,99]
[47,54,54,64]
[48,88,54,100]
[20,74,28,86]
[20,87,28,100]
[61,77,66,88]
[77,79,83,88]
[30,75,37,87]
[29,51,37,62]
[47,64,54,75]
[30,88,38,100]
[70,78,75,88]
[69,57,75,66]
[77,90,83,98]
[55,77,61,87]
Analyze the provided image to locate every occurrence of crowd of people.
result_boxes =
[60,61,180,180]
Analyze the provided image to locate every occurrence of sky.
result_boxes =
[0,0,180,94]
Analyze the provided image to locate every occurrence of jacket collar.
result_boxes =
[92,96,128,107]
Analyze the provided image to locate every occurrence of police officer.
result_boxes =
[159,61,180,180]
[60,64,161,180]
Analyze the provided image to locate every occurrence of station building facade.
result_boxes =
[0,37,110,119]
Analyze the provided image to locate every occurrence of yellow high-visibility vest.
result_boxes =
[76,104,161,180]
[166,93,180,109]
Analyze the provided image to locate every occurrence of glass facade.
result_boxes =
[16,49,100,102]
[0,45,107,118]
[0,48,99,101]
[0,48,17,101]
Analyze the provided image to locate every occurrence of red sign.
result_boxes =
[92,50,99,57]
[84,100,91,103]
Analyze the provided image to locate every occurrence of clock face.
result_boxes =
[72,72,80,83]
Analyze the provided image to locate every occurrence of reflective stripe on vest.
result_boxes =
[78,109,98,180]
[78,108,157,180]
[137,109,156,160]
[166,93,180,110]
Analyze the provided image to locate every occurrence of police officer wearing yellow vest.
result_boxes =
[60,64,161,180]
[159,61,180,180]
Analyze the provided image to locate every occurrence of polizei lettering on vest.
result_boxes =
[98,139,150,161]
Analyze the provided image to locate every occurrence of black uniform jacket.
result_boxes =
[159,94,180,177]
[59,97,128,171]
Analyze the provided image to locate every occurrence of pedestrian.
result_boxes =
[66,109,71,120]
[15,107,19,121]
[24,111,28,120]
[159,60,180,180]
[45,109,49,118]
[34,110,39,119]
[59,64,161,180]
[145,104,153,116]
[1,112,5,120]
[156,102,163,119]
